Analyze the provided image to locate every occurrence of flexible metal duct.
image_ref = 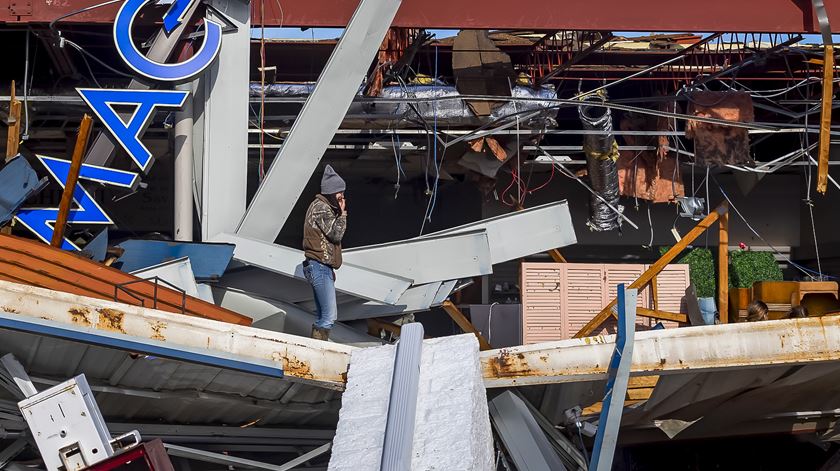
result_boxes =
[578,94,622,232]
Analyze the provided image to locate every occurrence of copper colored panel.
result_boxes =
[0,234,251,325]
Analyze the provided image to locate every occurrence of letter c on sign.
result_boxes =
[114,0,222,82]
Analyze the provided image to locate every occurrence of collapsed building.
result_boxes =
[0,0,839,469]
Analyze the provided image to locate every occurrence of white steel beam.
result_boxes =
[480,316,840,388]
[420,200,577,265]
[199,0,250,240]
[213,233,412,304]
[342,230,492,285]
[0,281,354,390]
[236,0,403,241]
[333,282,443,321]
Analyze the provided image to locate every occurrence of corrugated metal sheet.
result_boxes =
[521,263,690,344]
[0,234,251,325]
[0,329,341,428]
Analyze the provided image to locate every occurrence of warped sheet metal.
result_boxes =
[343,230,492,285]
[213,233,412,305]
[213,286,383,344]
[0,156,47,226]
[0,280,354,389]
[0,233,251,325]
[115,239,235,280]
[490,391,568,471]
[131,257,207,302]
[331,282,443,321]
[419,200,577,264]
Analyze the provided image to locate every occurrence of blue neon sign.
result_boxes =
[15,156,139,251]
[114,0,223,82]
[17,0,225,249]
[78,88,189,172]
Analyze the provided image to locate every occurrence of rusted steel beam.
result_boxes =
[482,315,840,388]
[51,114,92,247]
[0,233,252,325]
[0,280,353,389]
[11,0,840,33]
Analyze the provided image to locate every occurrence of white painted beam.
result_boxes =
[199,0,250,240]
[213,233,412,304]
[480,317,840,388]
[0,280,354,390]
[343,230,492,285]
[236,0,403,241]
[420,200,577,265]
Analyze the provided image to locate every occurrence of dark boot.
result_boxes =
[311,325,330,341]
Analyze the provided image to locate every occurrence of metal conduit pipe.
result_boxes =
[578,93,622,232]
[174,82,194,241]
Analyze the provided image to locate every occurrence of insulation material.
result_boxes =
[451,30,515,116]
[617,150,684,203]
[579,95,622,231]
[685,91,755,167]
[520,262,689,343]
[249,83,558,126]
[618,109,684,202]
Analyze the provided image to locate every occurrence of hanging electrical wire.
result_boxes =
[419,44,442,235]
[712,176,828,280]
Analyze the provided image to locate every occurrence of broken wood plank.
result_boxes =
[548,248,567,263]
[574,203,727,338]
[51,115,93,248]
[817,44,835,195]
[718,205,729,323]
[626,387,655,401]
[5,81,20,162]
[628,375,659,388]
[636,307,688,324]
[442,300,493,351]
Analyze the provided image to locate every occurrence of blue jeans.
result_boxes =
[303,259,337,329]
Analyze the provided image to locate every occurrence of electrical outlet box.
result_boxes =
[18,375,113,471]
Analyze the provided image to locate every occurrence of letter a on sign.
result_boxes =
[15,155,139,250]
[77,89,189,173]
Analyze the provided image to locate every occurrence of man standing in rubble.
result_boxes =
[302,165,348,341]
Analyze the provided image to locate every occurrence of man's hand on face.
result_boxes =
[337,194,346,214]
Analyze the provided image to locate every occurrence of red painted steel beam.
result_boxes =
[6,0,840,32]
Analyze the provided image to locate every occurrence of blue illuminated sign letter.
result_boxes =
[77,88,189,172]
[15,156,139,251]
[114,0,223,81]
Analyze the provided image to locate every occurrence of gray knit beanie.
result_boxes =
[321,165,346,195]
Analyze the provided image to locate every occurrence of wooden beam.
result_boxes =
[817,44,835,195]
[51,115,93,248]
[718,204,730,323]
[441,300,493,351]
[574,203,728,338]
[366,317,402,337]
[548,248,567,263]
[651,276,659,311]
[636,307,688,324]
[5,81,20,162]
